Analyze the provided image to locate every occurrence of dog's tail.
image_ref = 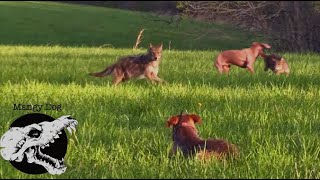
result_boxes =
[228,143,240,159]
[89,65,115,77]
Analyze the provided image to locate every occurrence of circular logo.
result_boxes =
[0,113,78,175]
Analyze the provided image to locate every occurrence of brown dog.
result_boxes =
[166,113,239,160]
[260,53,290,76]
[214,42,271,74]
[89,43,165,85]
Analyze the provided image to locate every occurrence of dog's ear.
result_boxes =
[261,43,271,49]
[190,114,202,124]
[251,42,259,47]
[166,116,179,128]
[252,42,271,49]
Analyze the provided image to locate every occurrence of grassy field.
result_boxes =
[0,1,257,50]
[0,1,320,179]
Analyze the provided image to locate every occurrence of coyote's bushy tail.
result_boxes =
[89,65,114,77]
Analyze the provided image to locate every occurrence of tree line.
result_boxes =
[60,1,320,52]
[177,1,320,52]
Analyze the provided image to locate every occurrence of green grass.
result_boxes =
[0,1,320,179]
[0,45,319,178]
[0,1,258,50]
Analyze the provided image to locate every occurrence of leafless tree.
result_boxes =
[178,1,320,52]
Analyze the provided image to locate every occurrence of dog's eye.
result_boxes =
[27,129,42,138]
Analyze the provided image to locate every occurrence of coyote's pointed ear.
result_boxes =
[159,42,163,49]
[166,116,179,128]
[149,43,153,48]
[190,114,202,124]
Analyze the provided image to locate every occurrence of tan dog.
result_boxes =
[214,42,271,74]
[166,113,239,160]
[89,43,165,85]
[260,53,290,76]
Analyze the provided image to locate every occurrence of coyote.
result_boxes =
[89,43,165,85]
[260,53,290,76]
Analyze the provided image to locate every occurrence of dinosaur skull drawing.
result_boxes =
[0,115,78,175]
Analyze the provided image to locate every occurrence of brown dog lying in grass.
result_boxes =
[260,53,290,76]
[214,42,271,74]
[166,113,239,160]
